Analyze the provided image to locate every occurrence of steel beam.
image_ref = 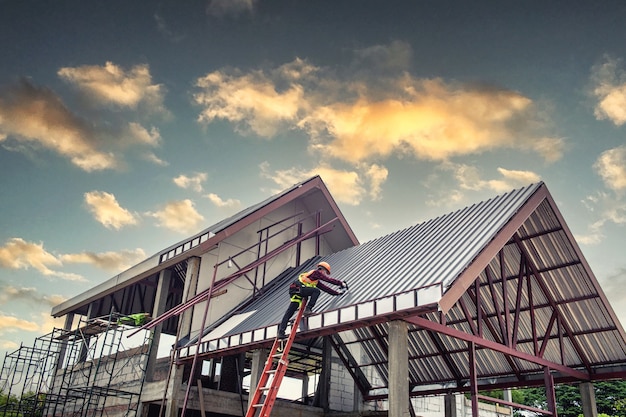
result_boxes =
[405,315,589,380]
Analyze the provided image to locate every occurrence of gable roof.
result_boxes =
[179,182,626,395]
[52,175,358,318]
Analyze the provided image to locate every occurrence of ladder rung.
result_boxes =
[260,386,270,391]
[252,403,264,408]
[272,353,283,358]
[266,369,277,374]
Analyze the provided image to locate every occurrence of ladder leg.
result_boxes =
[245,300,307,417]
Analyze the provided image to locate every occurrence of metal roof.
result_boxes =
[178,181,626,397]
[51,175,358,318]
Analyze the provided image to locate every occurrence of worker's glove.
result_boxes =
[341,280,348,288]
[338,287,347,295]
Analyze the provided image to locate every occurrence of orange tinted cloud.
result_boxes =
[195,58,563,165]
[305,79,561,163]
[0,79,117,171]
[60,248,146,272]
[194,60,311,137]
[84,191,140,230]
[594,145,626,191]
[58,62,167,113]
[590,55,626,126]
[260,161,378,206]
[0,238,85,281]
[0,79,165,171]
[146,199,205,233]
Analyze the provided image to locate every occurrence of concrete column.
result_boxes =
[302,371,309,404]
[146,269,172,382]
[179,257,201,338]
[316,336,332,411]
[389,320,410,417]
[248,348,268,408]
[80,303,97,362]
[54,313,74,374]
[580,382,598,417]
[353,380,364,412]
[165,256,201,417]
[445,393,457,417]
[503,389,512,402]
[165,361,184,417]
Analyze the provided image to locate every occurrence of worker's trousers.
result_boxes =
[277,286,320,334]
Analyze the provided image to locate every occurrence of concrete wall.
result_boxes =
[329,353,356,411]
[142,381,325,417]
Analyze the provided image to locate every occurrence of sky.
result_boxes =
[1,0,626,362]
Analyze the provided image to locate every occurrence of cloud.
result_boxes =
[206,0,256,17]
[142,151,169,166]
[364,164,389,201]
[37,312,66,334]
[0,314,39,332]
[0,284,66,308]
[352,40,413,74]
[58,62,167,113]
[600,267,626,315]
[0,79,117,171]
[260,161,375,206]
[84,191,140,230]
[127,122,161,146]
[146,199,205,233]
[1,340,18,350]
[205,193,241,209]
[303,79,563,164]
[194,59,312,137]
[0,79,165,171]
[446,163,541,193]
[194,50,563,165]
[0,312,65,335]
[425,164,541,208]
[590,55,626,126]
[578,191,626,245]
[575,218,605,246]
[594,145,626,191]
[60,248,146,272]
[0,238,85,282]
[174,172,208,192]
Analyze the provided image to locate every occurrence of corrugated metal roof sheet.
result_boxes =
[188,183,542,340]
[179,182,626,396]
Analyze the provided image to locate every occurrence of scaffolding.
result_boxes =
[0,310,151,417]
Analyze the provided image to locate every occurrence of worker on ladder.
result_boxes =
[277,261,347,339]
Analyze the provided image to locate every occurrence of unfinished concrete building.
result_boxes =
[2,176,626,417]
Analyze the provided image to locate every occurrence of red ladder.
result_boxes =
[245,300,308,417]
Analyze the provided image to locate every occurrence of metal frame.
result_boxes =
[33,179,626,417]
[166,183,626,417]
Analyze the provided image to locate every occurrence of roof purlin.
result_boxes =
[405,315,589,381]
[427,331,465,385]
[513,233,593,374]
[543,189,626,343]
[464,282,525,379]
[438,184,549,314]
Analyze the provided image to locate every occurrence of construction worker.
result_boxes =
[277,261,347,339]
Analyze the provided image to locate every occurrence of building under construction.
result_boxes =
[2,176,626,417]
